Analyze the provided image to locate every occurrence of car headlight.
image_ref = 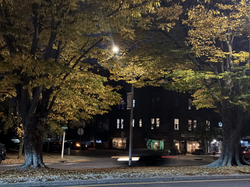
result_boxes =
[76,143,80,147]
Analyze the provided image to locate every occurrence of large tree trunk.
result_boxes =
[17,114,46,170]
[207,104,248,167]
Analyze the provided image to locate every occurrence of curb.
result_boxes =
[1,175,250,187]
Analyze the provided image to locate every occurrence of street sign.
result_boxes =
[61,126,68,130]
[77,128,84,135]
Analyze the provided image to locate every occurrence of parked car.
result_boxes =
[0,143,6,164]
[242,147,250,159]
[43,141,62,152]
[67,140,88,150]
[6,137,20,150]
[43,140,72,152]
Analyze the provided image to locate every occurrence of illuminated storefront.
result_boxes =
[146,139,164,150]
[112,138,127,149]
[186,140,200,153]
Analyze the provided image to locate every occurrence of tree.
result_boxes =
[0,99,24,159]
[100,1,184,89]
[163,0,250,166]
[193,117,221,155]
[0,0,165,170]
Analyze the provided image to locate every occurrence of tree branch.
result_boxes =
[28,87,42,115]
[159,30,205,70]
[63,37,103,80]
[30,3,40,56]
[3,35,16,54]
[66,33,93,66]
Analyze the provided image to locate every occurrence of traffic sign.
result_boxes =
[77,128,84,135]
[61,126,68,130]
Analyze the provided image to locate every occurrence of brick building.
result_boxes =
[109,82,220,154]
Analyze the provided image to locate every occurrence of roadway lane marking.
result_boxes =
[65,178,250,186]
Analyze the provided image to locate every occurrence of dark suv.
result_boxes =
[0,143,6,164]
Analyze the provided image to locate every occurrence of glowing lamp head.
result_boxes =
[113,46,119,53]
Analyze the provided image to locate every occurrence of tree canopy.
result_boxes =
[0,0,173,169]
[162,0,250,166]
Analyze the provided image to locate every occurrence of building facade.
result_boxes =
[109,82,220,154]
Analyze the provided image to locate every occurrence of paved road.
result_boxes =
[0,149,215,170]
[60,178,250,187]
[2,176,250,187]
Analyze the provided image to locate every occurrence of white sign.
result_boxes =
[77,128,84,135]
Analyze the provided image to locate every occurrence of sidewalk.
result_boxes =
[2,151,250,187]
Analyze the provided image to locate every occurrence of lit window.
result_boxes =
[188,120,192,131]
[188,98,192,110]
[117,119,120,129]
[206,120,211,131]
[193,120,197,131]
[132,119,135,127]
[121,119,124,129]
[133,99,135,108]
[151,118,155,130]
[139,119,142,127]
[174,119,179,130]
[156,118,160,128]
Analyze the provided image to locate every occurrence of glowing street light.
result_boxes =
[113,46,119,53]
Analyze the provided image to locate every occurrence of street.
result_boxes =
[60,178,250,187]
[0,149,213,170]
[0,157,212,170]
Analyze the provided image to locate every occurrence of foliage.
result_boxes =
[100,1,184,88]
[158,0,250,166]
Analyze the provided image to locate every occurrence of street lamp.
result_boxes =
[113,46,119,53]
[128,85,134,166]
[112,45,134,166]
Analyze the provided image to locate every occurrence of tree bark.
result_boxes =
[17,114,46,170]
[207,103,247,167]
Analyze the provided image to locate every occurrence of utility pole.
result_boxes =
[128,84,134,166]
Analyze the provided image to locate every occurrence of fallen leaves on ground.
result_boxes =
[2,153,88,164]
[0,166,250,184]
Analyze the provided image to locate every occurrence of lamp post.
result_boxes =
[128,84,134,166]
[112,45,134,166]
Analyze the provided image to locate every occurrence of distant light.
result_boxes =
[241,140,243,143]
[113,46,119,53]
[76,143,80,147]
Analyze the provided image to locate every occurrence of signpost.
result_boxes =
[61,126,68,159]
[128,85,134,166]
[77,128,84,150]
